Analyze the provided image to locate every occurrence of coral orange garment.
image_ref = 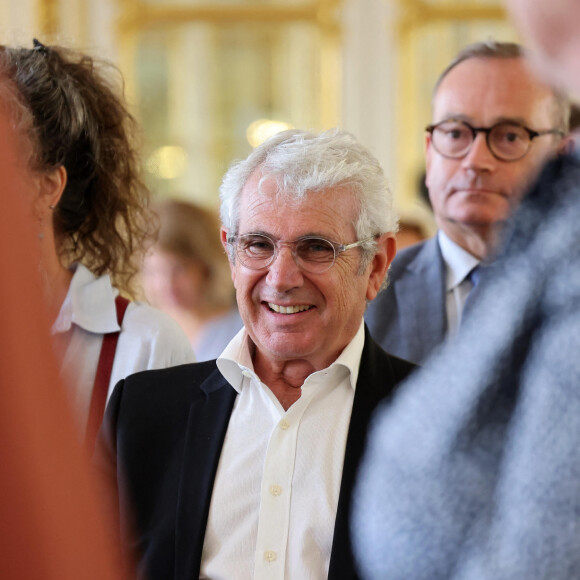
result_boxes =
[0,103,127,579]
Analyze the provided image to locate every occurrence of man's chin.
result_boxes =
[450,202,512,228]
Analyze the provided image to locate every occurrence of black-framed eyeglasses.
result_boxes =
[226,232,376,274]
[426,119,565,162]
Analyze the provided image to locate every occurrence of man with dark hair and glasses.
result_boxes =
[100,128,416,580]
[365,40,570,365]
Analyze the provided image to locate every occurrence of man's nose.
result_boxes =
[461,132,496,172]
[265,245,303,290]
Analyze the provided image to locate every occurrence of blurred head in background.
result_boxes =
[505,0,580,97]
[142,199,241,360]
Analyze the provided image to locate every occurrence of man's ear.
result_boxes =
[221,227,236,283]
[366,234,397,302]
[424,132,435,192]
[425,131,433,165]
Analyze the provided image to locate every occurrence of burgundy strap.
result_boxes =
[84,295,130,452]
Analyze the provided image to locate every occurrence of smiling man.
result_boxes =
[101,129,415,580]
[365,41,569,364]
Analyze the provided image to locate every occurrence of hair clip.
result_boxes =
[32,38,49,56]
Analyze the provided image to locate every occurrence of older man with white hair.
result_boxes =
[101,128,415,580]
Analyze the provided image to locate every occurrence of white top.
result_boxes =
[438,231,480,336]
[200,321,365,580]
[52,264,196,433]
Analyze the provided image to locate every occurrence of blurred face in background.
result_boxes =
[505,0,580,96]
[142,248,207,313]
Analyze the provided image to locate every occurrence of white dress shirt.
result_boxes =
[200,321,365,580]
[52,264,195,434]
[438,231,480,336]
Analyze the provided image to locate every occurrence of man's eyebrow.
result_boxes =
[489,115,530,126]
[239,231,270,236]
[435,113,472,123]
[238,231,336,241]
[435,113,530,126]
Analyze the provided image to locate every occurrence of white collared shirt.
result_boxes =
[200,321,365,580]
[438,231,480,336]
[52,264,195,434]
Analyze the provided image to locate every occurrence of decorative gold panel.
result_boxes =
[138,0,313,5]
[37,0,60,39]
[117,0,341,207]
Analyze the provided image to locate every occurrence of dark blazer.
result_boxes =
[101,326,416,580]
[364,236,447,365]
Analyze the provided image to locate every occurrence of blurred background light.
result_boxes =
[146,145,188,180]
[246,119,294,148]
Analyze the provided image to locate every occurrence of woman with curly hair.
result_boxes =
[0,40,195,449]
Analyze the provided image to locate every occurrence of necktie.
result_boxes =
[461,265,481,323]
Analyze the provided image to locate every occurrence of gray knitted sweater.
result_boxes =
[352,151,580,580]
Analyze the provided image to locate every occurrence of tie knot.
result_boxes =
[468,265,481,288]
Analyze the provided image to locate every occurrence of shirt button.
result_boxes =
[270,484,282,496]
[279,420,289,430]
[242,370,252,379]
[264,550,277,563]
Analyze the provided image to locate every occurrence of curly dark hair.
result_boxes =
[0,41,154,296]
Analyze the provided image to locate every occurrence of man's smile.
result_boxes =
[267,302,314,314]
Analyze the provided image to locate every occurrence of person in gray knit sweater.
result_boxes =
[352,1,580,578]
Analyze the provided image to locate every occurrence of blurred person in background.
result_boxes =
[0,40,194,450]
[365,41,569,364]
[141,198,242,361]
[352,10,580,580]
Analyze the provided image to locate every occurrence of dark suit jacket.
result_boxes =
[101,326,416,580]
[364,236,447,365]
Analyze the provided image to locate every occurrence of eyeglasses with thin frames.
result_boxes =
[227,232,376,274]
[426,119,564,162]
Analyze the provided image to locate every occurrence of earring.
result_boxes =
[49,204,55,210]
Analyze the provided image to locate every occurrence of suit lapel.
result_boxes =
[174,368,237,580]
[395,237,446,362]
[328,330,403,580]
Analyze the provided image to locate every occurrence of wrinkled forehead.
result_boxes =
[243,166,356,204]
[238,170,360,235]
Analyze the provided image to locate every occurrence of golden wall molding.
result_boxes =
[116,0,341,118]
[118,2,340,33]
[398,0,505,33]
[37,0,60,40]
[115,0,342,203]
